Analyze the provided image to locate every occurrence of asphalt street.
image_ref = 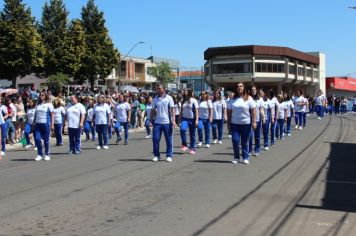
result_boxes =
[0,114,355,236]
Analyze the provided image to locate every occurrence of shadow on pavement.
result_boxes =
[297,142,356,212]
[11,159,35,162]
[194,160,232,164]
[119,159,152,162]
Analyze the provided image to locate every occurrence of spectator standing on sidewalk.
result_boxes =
[0,99,8,156]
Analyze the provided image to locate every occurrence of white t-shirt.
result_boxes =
[152,94,175,124]
[27,108,35,125]
[263,99,271,119]
[253,97,264,122]
[198,100,213,119]
[93,103,111,125]
[146,103,153,120]
[277,102,287,119]
[0,105,7,125]
[53,106,66,124]
[227,96,256,125]
[35,103,54,124]
[174,102,180,116]
[66,103,86,128]
[303,97,309,112]
[295,96,305,112]
[114,102,131,123]
[269,97,279,117]
[315,95,326,106]
[212,99,227,120]
[182,98,199,119]
[86,108,94,122]
[285,100,295,117]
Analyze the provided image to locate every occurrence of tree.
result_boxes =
[0,0,45,87]
[61,19,86,78]
[47,72,70,92]
[150,62,175,85]
[79,0,119,89]
[38,0,69,76]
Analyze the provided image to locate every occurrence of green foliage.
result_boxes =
[150,62,175,84]
[47,72,70,88]
[38,0,69,75]
[0,0,45,86]
[79,0,120,88]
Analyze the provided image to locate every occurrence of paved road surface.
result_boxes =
[0,114,355,236]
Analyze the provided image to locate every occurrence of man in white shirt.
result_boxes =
[150,84,176,162]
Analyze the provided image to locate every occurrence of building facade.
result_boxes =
[326,77,356,97]
[178,70,210,95]
[204,45,326,96]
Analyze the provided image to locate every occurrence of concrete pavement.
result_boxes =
[0,114,355,236]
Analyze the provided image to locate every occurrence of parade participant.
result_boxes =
[212,89,227,144]
[180,89,199,155]
[315,90,326,120]
[34,92,54,161]
[150,84,175,162]
[197,91,213,148]
[260,90,271,151]
[173,94,181,128]
[0,99,8,156]
[248,86,264,156]
[93,94,111,150]
[327,95,334,116]
[24,99,36,148]
[84,100,96,141]
[294,89,306,130]
[53,98,65,146]
[302,95,309,127]
[66,95,86,154]
[269,90,279,145]
[144,96,153,139]
[340,97,347,114]
[276,95,287,140]
[284,94,294,136]
[227,82,256,165]
[107,98,114,139]
[111,94,131,145]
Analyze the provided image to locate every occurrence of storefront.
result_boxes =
[326,77,356,97]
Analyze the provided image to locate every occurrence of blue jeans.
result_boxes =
[24,123,32,145]
[108,122,113,139]
[180,118,196,150]
[249,120,261,154]
[68,128,81,152]
[1,123,7,152]
[96,124,108,147]
[231,123,251,161]
[212,119,224,141]
[262,119,270,148]
[286,117,292,135]
[316,105,324,117]
[84,121,96,141]
[54,123,63,145]
[296,112,303,127]
[198,118,211,144]
[34,123,50,156]
[6,119,15,140]
[302,112,307,127]
[130,110,137,128]
[114,121,129,142]
[145,119,151,135]
[276,119,284,139]
[270,120,277,145]
[152,123,173,158]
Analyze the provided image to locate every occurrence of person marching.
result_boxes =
[248,86,265,156]
[24,99,36,149]
[315,90,326,120]
[269,90,279,146]
[283,93,294,136]
[84,100,96,141]
[197,91,213,148]
[294,89,306,130]
[180,89,199,155]
[276,95,287,140]
[53,98,66,146]
[211,89,227,144]
[34,92,54,161]
[260,90,272,151]
[144,96,153,139]
[66,95,86,154]
[227,82,256,165]
[93,94,111,150]
[150,84,176,162]
[0,99,8,156]
[111,94,131,145]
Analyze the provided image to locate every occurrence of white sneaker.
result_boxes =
[295,125,299,129]
[25,144,32,149]
[232,159,238,164]
[197,142,202,147]
[318,117,321,120]
[166,157,172,162]
[264,147,269,151]
[103,145,109,150]
[44,155,51,161]
[287,133,291,137]
[206,144,210,148]
[96,146,101,150]
[34,147,38,151]
[243,159,250,165]
[228,135,232,138]
[1,151,5,156]
[299,127,302,130]
[145,135,151,139]
[213,139,218,144]
[218,140,223,144]
[35,155,42,161]
[282,133,285,137]
[152,156,160,162]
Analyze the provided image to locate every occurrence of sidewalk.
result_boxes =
[5,127,146,151]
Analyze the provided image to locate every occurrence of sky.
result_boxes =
[1,0,356,76]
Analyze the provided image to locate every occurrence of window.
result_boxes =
[289,65,296,74]
[147,67,154,75]
[255,63,285,73]
[297,67,304,76]
[212,63,252,74]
